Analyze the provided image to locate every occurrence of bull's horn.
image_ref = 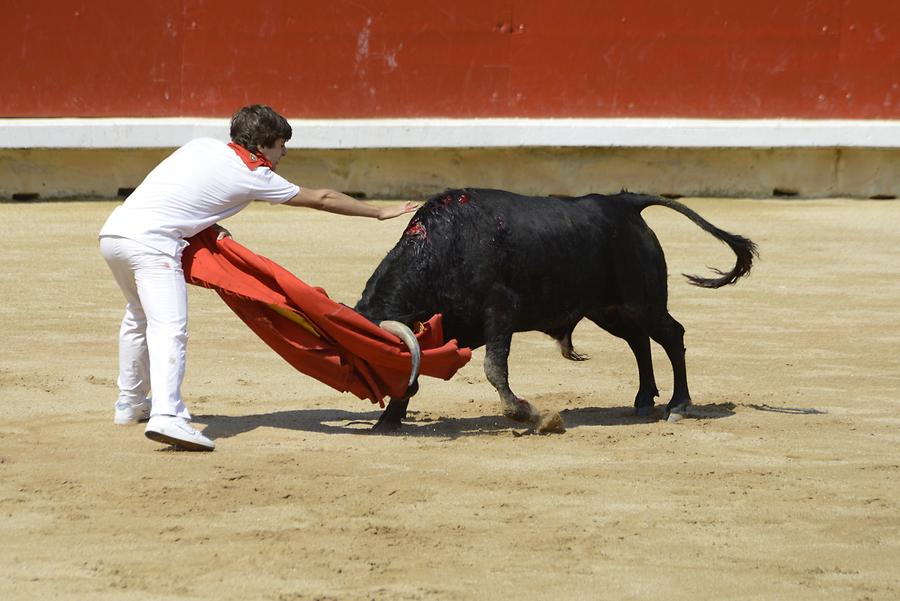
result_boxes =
[379,320,421,391]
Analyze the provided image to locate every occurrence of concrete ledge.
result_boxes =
[4,118,898,199]
[2,117,900,149]
[3,146,898,200]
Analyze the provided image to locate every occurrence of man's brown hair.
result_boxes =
[229,105,292,152]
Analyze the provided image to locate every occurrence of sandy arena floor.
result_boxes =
[1,197,898,600]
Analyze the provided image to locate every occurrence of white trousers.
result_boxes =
[100,236,191,419]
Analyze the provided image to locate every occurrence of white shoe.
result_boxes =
[144,415,215,452]
[114,398,151,425]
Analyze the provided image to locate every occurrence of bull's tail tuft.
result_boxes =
[630,194,759,288]
[682,230,758,288]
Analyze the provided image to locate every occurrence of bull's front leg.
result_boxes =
[483,290,541,424]
[484,341,539,423]
[372,397,409,432]
[372,381,418,433]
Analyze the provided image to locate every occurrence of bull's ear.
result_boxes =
[379,321,421,391]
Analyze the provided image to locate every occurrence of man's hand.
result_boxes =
[377,201,420,220]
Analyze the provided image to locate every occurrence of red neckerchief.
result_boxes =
[227,142,273,171]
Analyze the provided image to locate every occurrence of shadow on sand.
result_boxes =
[193,401,739,441]
[745,403,826,415]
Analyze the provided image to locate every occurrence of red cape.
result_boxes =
[181,228,471,406]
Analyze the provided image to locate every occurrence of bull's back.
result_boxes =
[414,190,655,330]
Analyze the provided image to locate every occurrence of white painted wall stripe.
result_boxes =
[1,117,898,149]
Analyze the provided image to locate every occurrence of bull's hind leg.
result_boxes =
[590,309,660,416]
[647,312,691,416]
[624,335,660,416]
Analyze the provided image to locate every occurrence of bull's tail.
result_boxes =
[630,194,759,288]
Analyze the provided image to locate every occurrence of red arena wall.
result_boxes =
[3,0,898,120]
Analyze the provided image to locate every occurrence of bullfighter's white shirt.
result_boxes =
[99,137,300,256]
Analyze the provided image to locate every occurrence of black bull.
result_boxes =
[355,188,757,430]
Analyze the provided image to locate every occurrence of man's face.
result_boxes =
[259,138,287,170]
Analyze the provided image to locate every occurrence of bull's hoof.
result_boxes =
[635,404,655,418]
[372,397,410,433]
[371,415,403,433]
[665,400,692,422]
[503,398,541,424]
